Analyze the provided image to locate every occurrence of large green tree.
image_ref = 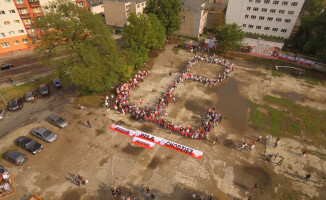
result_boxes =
[144,0,180,36]
[31,0,132,94]
[122,12,166,68]
[303,0,324,16]
[215,23,245,54]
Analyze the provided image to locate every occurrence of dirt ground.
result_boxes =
[0,44,326,200]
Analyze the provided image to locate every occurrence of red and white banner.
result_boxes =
[131,137,155,149]
[110,124,136,137]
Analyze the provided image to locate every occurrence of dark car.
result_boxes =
[49,115,69,128]
[2,150,27,166]
[31,127,57,142]
[0,108,5,120]
[39,84,49,95]
[25,91,36,102]
[0,64,14,71]
[16,136,43,154]
[53,79,62,88]
[7,98,23,111]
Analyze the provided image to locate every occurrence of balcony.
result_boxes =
[20,13,31,19]
[75,0,84,2]
[30,2,40,8]
[16,3,27,9]
[33,12,43,17]
[25,24,32,29]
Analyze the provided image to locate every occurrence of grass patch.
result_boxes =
[305,79,319,85]
[287,120,301,135]
[184,100,188,107]
[223,116,228,120]
[75,95,103,108]
[172,47,179,54]
[0,75,55,108]
[272,71,283,77]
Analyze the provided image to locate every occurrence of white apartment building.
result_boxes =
[0,0,87,55]
[103,0,146,28]
[226,0,305,39]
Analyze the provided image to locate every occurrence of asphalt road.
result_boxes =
[0,85,75,138]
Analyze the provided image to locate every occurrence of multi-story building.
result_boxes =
[103,0,146,28]
[225,0,305,39]
[0,0,87,56]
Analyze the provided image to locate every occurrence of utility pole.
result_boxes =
[0,93,7,106]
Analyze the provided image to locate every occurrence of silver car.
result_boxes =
[49,115,68,128]
[31,127,57,143]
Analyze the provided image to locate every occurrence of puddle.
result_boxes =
[147,156,161,169]
[214,79,249,134]
[139,124,154,133]
[185,98,212,115]
[95,129,105,136]
[61,188,86,200]
[122,143,145,155]
[99,156,110,167]
[243,69,266,77]
[272,91,306,102]
[223,139,237,149]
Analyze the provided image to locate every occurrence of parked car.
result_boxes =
[0,64,14,71]
[7,98,23,111]
[31,127,57,142]
[0,108,5,120]
[2,150,27,166]
[39,84,49,95]
[53,79,62,88]
[25,91,36,102]
[16,136,43,154]
[0,165,5,173]
[49,115,68,128]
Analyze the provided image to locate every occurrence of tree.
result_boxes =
[293,12,326,59]
[122,12,166,68]
[31,0,132,94]
[303,0,324,16]
[145,0,180,36]
[215,23,245,54]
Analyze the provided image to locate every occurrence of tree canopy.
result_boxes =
[144,0,180,36]
[303,0,324,16]
[215,23,245,54]
[31,0,132,94]
[122,12,166,68]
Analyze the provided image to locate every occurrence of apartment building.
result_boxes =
[226,0,305,39]
[103,0,146,28]
[0,0,87,56]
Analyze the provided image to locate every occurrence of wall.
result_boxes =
[103,1,127,27]
[90,4,104,14]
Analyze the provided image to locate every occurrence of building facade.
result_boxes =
[0,0,87,56]
[103,0,146,28]
[226,0,305,39]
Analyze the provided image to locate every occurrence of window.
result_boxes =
[264,27,270,30]
[9,31,15,36]
[33,7,41,13]
[245,14,249,18]
[281,29,287,33]
[137,12,140,17]
[255,0,261,3]
[281,1,288,5]
[137,4,140,8]
[126,5,130,10]
[181,16,186,22]
[52,5,57,8]
[0,11,5,15]
[261,8,267,12]
[16,0,24,3]
[29,28,35,33]
[279,10,285,14]
[251,15,256,19]
[272,28,278,32]
[20,9,28,14]
[249,0,253,2]
[24,19,31,24]
[5,0,12,2]
[253,7,259,11]
[77,2,83,7]
[247,7,251,11]
[256,26,262,29]
[248,25,254,28]
[1,42,10,48]
[142,3,145,7]
[0,33,5,38]
[4,21,10,25]
[18,30,24,34]
[9,10,15,13]
[267,17,273,21]
[13,40,20,45]
[272,1,279,5]
[288,11,294,15]
[276,18,282,22]
[291,2,298,6]
[259,16,265,20]
[270,9,276,13]
[243,24,246,27]
[23,39,28,43]
[284,19,291,23]
[14,20,20,24]
[264,0,270,3]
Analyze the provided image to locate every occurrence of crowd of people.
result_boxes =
[112,55,235,140]
[0,168,13,196]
